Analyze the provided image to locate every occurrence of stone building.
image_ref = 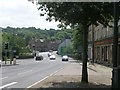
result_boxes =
[28,38,61,52]
[88,22,120,66]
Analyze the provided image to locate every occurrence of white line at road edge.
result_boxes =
[26,67,64,89]
[0,82,17,89]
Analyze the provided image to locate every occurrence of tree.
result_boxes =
[55,30,67,40]
[64,43,74,55]
[72,25,83,60]
[33,2,116,83]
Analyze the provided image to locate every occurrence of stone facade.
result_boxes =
[88,23,120,66]
[28,38,61,52]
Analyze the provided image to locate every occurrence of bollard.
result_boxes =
[13,58,16,65]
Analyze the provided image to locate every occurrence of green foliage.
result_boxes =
[64,43,74,55]
[72,25,83,60]
[37,2,117,26]
[55,31,67,40]
[72,25,83,50]
[2,27,72,57]
[55,29,72,40]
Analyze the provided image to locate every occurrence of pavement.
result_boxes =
[26,59,112,89]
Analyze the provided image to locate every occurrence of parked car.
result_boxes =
[62,55,68,61]
[49,55,56,60]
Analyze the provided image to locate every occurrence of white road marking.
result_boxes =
[26,75,49,89]
[0,82,17,89]
[18,70,32,75]
[49,67,64,76]
[26,67,64,89]
[0,77,8,80]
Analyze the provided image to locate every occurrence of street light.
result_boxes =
[111,2,120,89]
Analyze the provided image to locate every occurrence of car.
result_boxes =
[49,55,56,60]
[56,51,59,54]
[48,50,53,57]
[62,55,68,61]
[35,53,43,61]
[35,55,43,60]
[48,52,52,57]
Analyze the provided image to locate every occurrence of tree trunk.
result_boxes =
[81,24,88,83]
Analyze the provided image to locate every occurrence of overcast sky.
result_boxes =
[0,0,60,29]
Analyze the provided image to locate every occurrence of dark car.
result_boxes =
[34,51,43,61]
[56,51,59,54]
[35,55,43,60]
[48,52,52,57]
[35,52,43,61]
[48,50,53,57]
[62,55,68,61]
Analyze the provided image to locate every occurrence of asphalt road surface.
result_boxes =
[0,52,68,89]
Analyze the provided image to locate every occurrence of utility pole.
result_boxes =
[111,2,120,89]
[92,25,94,64]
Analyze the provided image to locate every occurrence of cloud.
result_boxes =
[0,0,59,29]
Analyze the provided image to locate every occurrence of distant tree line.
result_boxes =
[1,26,73,60]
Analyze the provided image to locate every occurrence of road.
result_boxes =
[0,52,68,89]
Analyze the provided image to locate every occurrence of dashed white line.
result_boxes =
[18,70,32,75]
[0,82,17,89]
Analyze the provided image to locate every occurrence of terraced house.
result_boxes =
[88,22,120,66]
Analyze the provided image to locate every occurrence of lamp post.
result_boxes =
[111,2,120,89]
[92,25,94,64]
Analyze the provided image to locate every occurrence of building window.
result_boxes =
[97,29,99,40]
[102,27,104,38]
[96,29,98,40]
[107,26,109,37]
[94,31,96,41]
